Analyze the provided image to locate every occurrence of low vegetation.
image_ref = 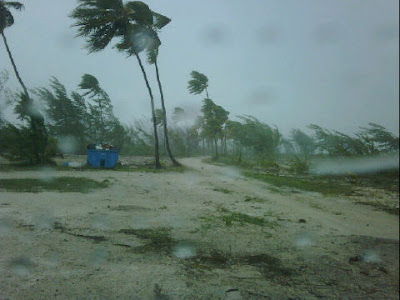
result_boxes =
[0,177,109,193]
[245,171,354,196]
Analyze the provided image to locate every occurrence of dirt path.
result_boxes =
[0,157,398,299]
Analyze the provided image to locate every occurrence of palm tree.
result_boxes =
[147,41,181,166]
[188,71,210,98]
[71,0,169,169]
[0,1,28,96]
[1,0,47,164]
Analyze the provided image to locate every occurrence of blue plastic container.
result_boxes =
[87,149,119,168]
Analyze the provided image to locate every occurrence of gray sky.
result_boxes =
[0,0,398,136]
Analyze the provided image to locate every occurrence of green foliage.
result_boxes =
[201,98,229,158]
[309,123,398,156]
[188,71,209,96]
[71,0,169,54]
[358,123,399,152]
[79,74,122,144]
[222,212,277,228]
[2,93,48,163]
[245,172,354,196]
[119,120,153,155]
[0,1,24,32]
[236,116,281,161]
[289,155,310,174]
[38,77,88,152]
[290,129,316,159]
[0,177,109,192]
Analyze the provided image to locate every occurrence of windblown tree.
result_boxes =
[147,30,181,166]
[1,0,47,163]
[78,74,119,144]
[38,77,89,153]
[188,71,209,98]
[236,116,282,161]
[71,0,171,169]
[201,98,229,159]
[290,129,316,161]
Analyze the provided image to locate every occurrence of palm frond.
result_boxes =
[3,1,24,10]
[152,11,171,29]
[188,71,209,95]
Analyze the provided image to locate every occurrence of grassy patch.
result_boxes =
[188,249,292,277]
[114,164,187,173]
[212,187,233,194]
[356,201,399,215]
[118,227,175,252]
[0,177,109,193]
[244,195,267,203]
[245,172,354,196]
[222,212,277,228]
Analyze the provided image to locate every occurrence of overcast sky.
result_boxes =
[0,0,398,136]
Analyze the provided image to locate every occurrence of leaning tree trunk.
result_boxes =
[2,31,45,164]
[154,60,181,166]
[134,52,161,169]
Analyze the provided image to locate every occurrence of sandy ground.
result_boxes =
[0,157,399,299]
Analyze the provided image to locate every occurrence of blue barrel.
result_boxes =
[87,149,119,168]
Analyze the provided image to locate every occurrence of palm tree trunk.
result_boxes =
[1,32,29,97]
[154,60,181,166]
[134,52,161,168]
[2,31,44,164]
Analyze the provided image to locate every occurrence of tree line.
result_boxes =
[1,0,398,169]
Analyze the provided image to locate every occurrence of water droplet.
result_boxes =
[10,256,33,276]
[172,242,197,259]
[92,215,109,230]
[294,233,314,248]
[362,250,381,263]
[0,217,12,237]
[90,248,107,267]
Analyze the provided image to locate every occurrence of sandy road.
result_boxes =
[0,157,398,299]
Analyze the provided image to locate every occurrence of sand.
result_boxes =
[0,157,398,299]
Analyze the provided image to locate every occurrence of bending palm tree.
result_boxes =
[71,0,168,168]
[147,44,181,166]
[188,71,210,98]
[1,0,46,163]
[1,1,28,97]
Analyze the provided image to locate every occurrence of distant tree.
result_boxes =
[237,116,281,161]
[201,98,229,159]
[71,0,169,168]
[290,129,316,160]
[188,71,209,98]
[12,92,48,163]
[359,123,399,152]
[78,74,119,144]
[225,120,244,160]
[38,77,89,153]
[1,0,47,163]
[308,124,383,156]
